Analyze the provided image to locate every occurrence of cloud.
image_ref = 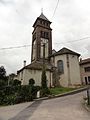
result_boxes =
[0,0,90,74]
[0,0,14,5]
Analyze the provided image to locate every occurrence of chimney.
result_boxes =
[23,60,26,67]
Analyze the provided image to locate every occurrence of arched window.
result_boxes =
[57,60,64,74]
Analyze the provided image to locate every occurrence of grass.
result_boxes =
[49,87,76,95]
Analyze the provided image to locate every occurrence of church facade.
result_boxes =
[17,13,81,87]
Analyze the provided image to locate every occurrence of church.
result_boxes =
[17,13,81,87]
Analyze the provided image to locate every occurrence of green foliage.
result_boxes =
[0,86,21,105]
[50,87,76,95]
[40,66,51,97]
[0,85,41,105]
[41,66,47,88]
[31,85,41,98]
[16,85,32,103]
[8,73,16,85]
[40,88,50,97]
[0,66,8,87]
[11,79,21,86]
[29,78,35,86]
[9,80,13,86]
[2,95,16,105]
[0,66,6,79]
[0,79,7,87]
[9,73,16,81]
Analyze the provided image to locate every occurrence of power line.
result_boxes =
[52,0,59,19]
[54,36,90,44]
[0,36,90,51]
[0,45,31,50]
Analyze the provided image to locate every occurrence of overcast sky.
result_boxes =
[0,0,90,75]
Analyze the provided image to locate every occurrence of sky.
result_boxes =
[0,0,90,75]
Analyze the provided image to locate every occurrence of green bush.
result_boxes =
[40,88,50,97]
[16,85,33,102]
[41,67,47,88]
[0,86,21,105]
[3,95,16,105]
[31,86,41,98]
[10,79,21,86]
[29,78,35,86]
[0,84,41,105]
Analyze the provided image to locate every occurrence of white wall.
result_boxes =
[69,55,81,86]
[51,54,81,87]
[51,54,68,87]
[17,53,81,88]
[17,69,52,87]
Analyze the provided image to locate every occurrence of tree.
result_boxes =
[41,66,47,88]
[0,66,7,86]
[12,79,21,86]
[9,73,16,81]
[0,66,6,79]
[40,66,51,97]
[8,73,16,86]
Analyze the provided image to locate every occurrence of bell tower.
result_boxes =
[31,13,52,62]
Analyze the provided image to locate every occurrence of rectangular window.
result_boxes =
[46,32,49,39]
[84,67,90,72]
[40,31,49,39]
[40,31,44,38]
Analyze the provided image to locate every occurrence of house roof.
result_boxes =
[50,47,80,57]
[80,58,90,65]
[17,61,54,74]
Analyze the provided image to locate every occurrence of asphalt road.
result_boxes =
[0,91,90,120]
[28,92,90,120]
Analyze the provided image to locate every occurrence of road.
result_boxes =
[0,91,90,120]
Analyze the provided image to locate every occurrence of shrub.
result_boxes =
[41,67,47,88]
[40,88,50,97]
[31,86,41,98]
[0,84,41,105]
[3,95,16,105]
[29,78,35,86]
[16,85,33,103]
[11,79,21,86]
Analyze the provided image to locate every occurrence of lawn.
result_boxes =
[49,87,76,95]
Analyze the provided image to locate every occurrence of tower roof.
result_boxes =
[33,13,51,27]
[38,13,50,22]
